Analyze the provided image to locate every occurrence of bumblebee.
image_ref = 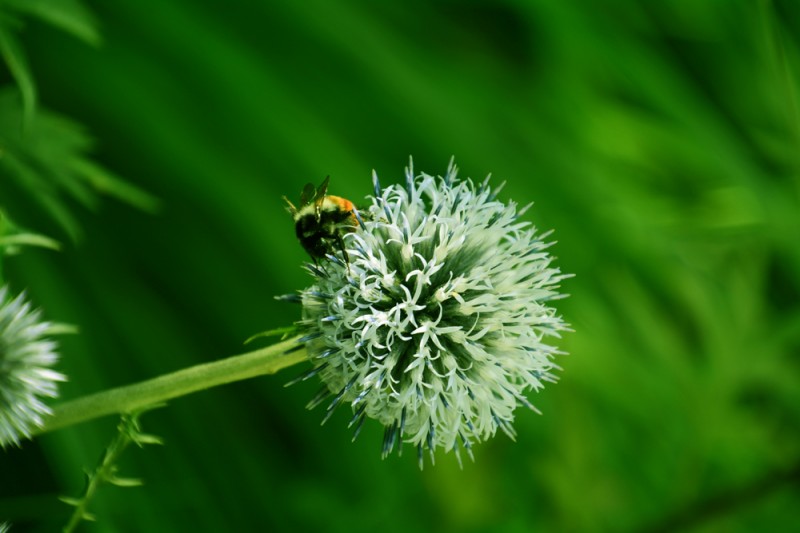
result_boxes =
[283,176,359,266]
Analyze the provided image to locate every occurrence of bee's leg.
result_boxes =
[335,233,351,275]
[312,256,330,277]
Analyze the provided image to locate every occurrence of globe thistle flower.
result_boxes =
[0,286,66,448]
[285,159,570,467]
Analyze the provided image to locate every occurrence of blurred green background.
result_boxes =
[2,0,800,531]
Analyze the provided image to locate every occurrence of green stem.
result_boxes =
[62,418,132,533]
[35,336,307,436]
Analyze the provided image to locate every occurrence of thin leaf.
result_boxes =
[2,0,100,46]
[0,232,61,251]
[58,496,82,508]
[0,209,62,252]
[245,326,299,344]
[131,433,164,446]
[106,476,143,488]
[70,158,160,212]
[47,322,79,335]
[0,21,36,128]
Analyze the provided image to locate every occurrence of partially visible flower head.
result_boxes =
[289,159,570,466]
[0,286,66,448]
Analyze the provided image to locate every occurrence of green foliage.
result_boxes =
[1,0,800,532]
[0,90,158,242]
[0,0,97,127]
[0,15,35,128]
[0,0,154,246]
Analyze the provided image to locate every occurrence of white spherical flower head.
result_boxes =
[292,160,570,467]
[0,286,66,448]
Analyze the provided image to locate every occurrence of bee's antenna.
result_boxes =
[283,196,298,216]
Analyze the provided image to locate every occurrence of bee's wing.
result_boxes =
[315,176,330,202]
[313,176,331,220]
[300,183,316,207]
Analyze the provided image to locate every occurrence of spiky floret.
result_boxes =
[0,286,66,448]
[289,159,570,467]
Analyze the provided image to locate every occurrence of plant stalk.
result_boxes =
[35,336,307,435]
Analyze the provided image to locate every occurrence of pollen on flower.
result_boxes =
[283,158,571,467]
[0,286,67,448]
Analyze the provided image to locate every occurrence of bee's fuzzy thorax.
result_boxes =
[293,196,353,223]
